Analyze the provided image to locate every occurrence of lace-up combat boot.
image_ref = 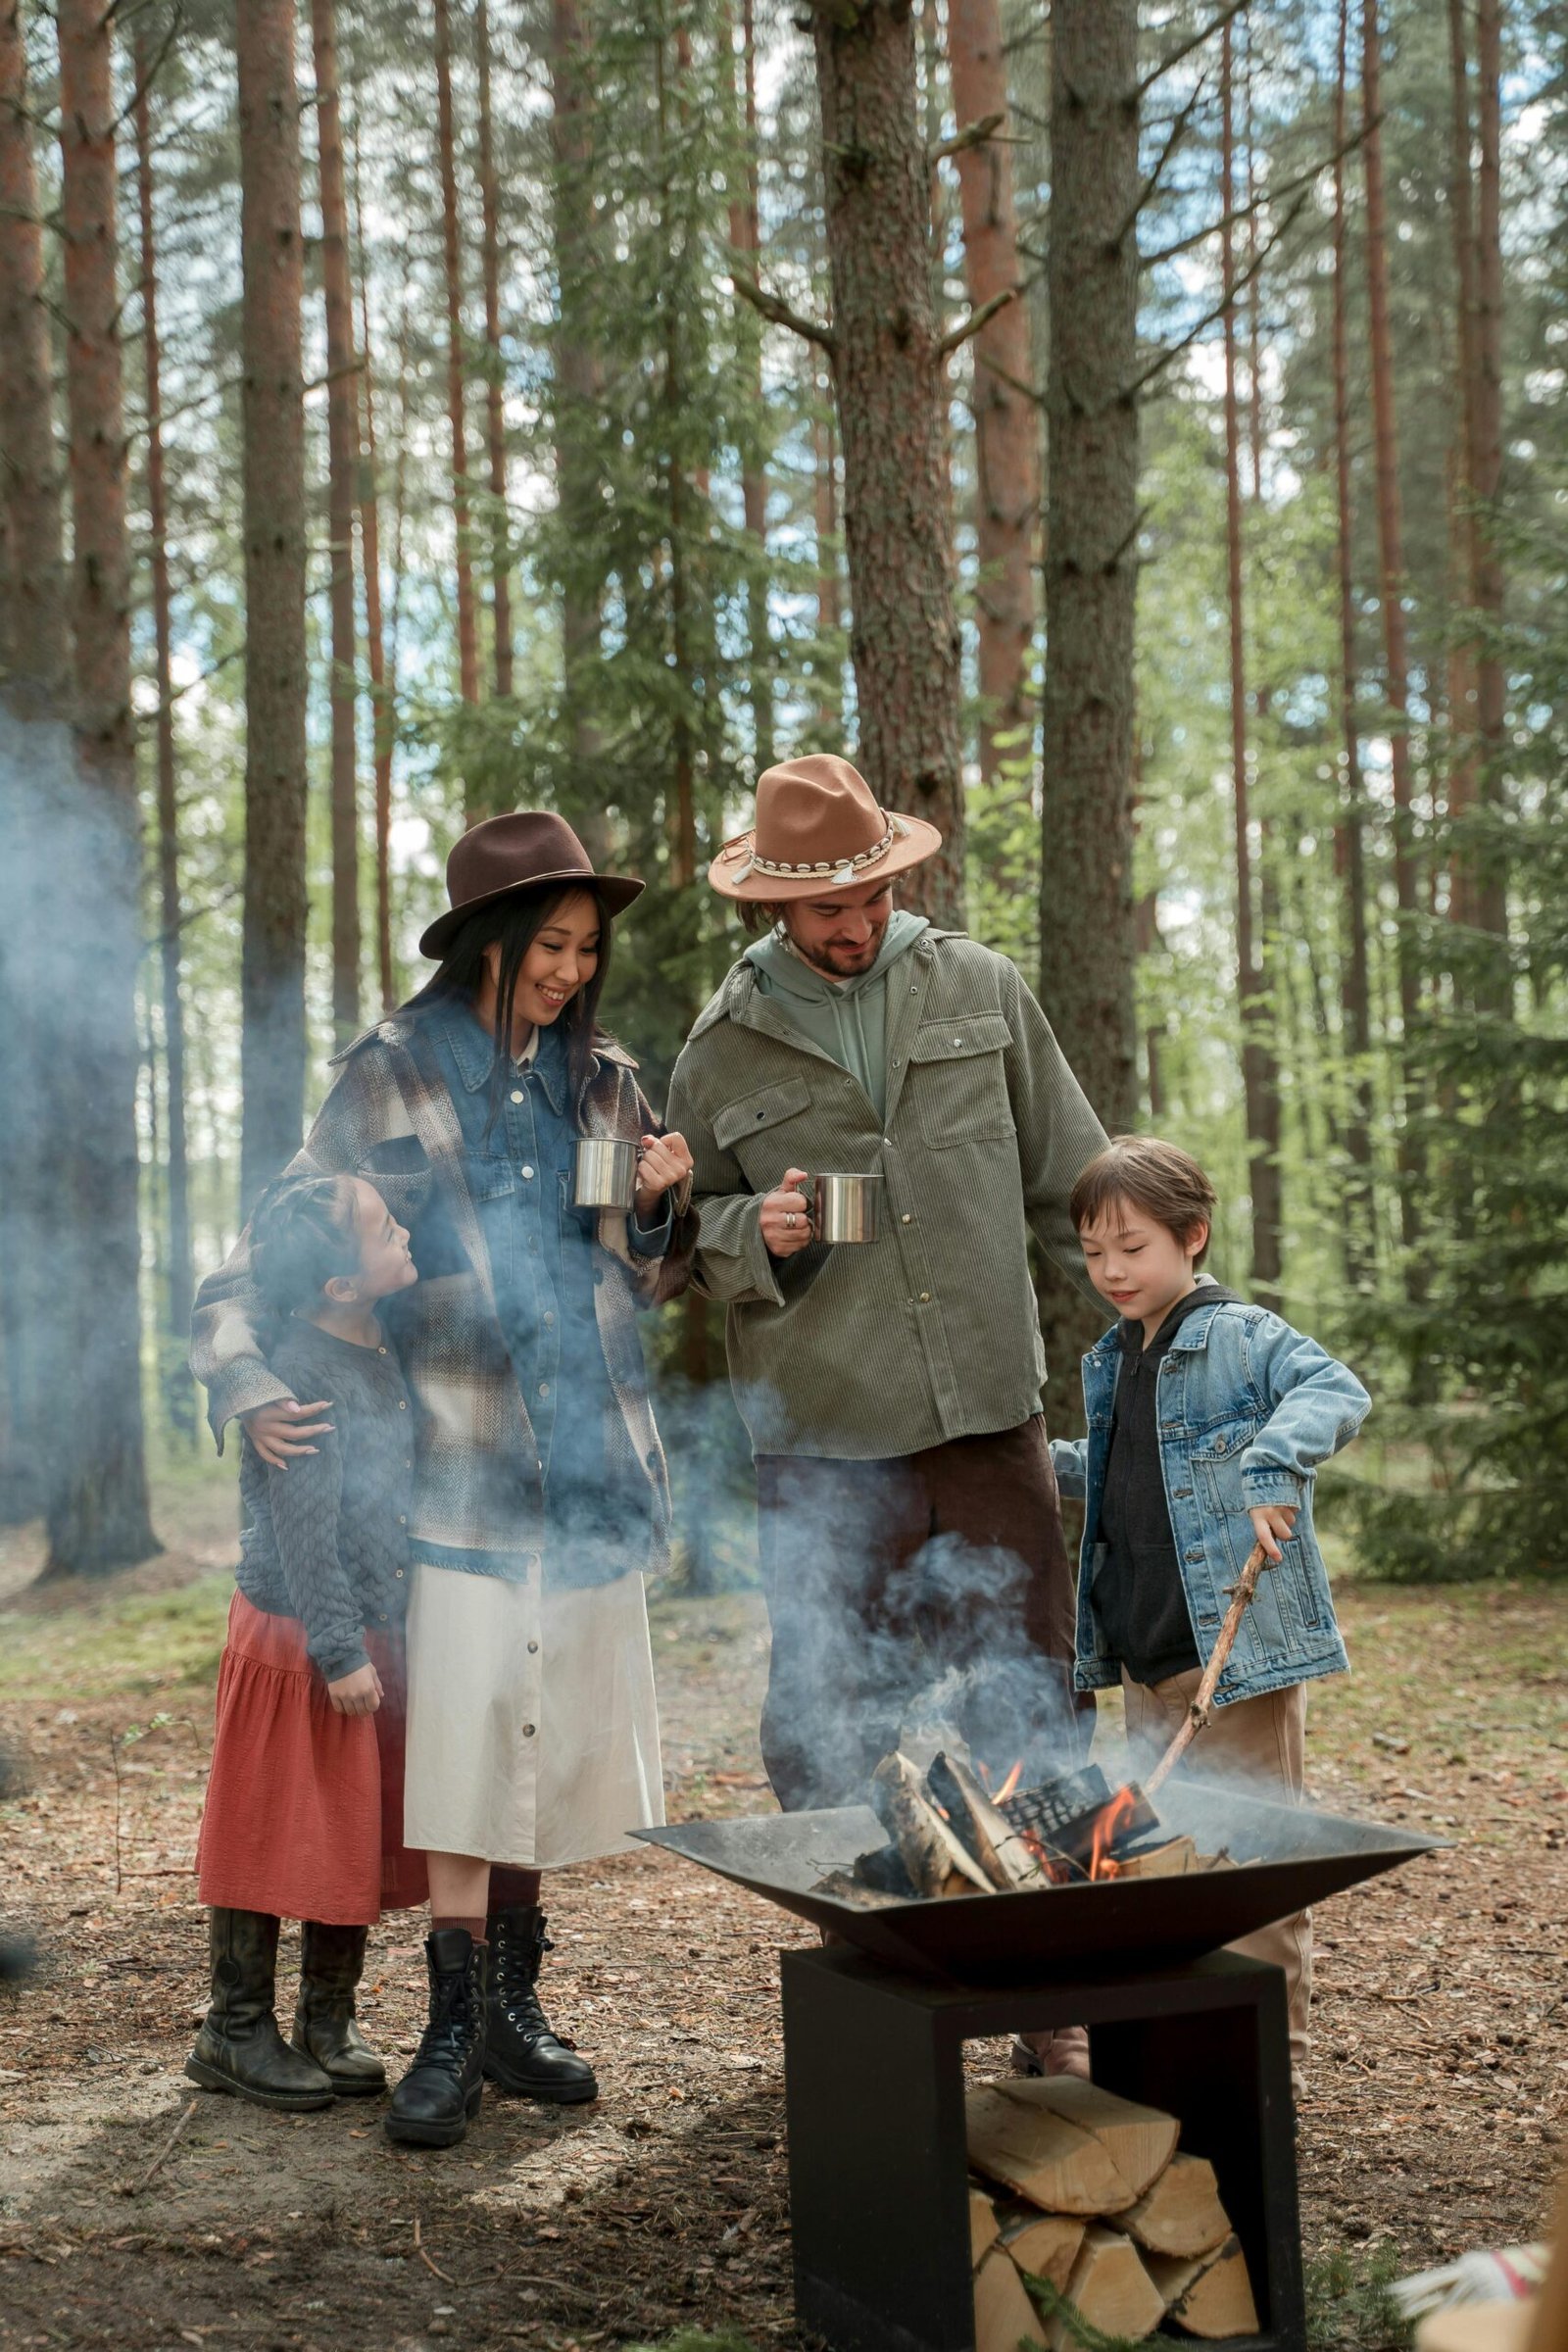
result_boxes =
[292,1922,386,2097]
[484,1904,597,2103]
[186,1909,334,2112]
[385,1929,488,2148]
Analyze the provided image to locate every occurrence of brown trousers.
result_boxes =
[755,1416,1085,1813]
[1122,1669,1312,2082]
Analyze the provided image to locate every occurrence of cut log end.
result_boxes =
[1148,2235,1260,2338]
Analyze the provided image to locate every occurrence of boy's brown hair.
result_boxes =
[1069,1137,1217,1266]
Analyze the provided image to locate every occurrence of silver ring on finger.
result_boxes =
[785,1211,796,1229]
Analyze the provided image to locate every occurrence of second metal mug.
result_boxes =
[573,1137,640,1211]
[808,1172,882,1244]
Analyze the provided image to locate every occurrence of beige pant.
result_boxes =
[1122,1669,1311,2086]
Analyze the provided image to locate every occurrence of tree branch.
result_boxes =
[1133,0,1250,104]
[1109,67,1211,249]
[1119,190,1308,403]
[938,285,1017,361]
[1140,122,1371,270]
[732,269,836,355]
[976,347,1044,406]
[929,110,1004,165]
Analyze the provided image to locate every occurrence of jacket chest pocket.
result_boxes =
[906,1013,1014,1147]
[712,1074,814,1187]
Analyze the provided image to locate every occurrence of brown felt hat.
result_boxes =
[708,755,942,902]
[418,810,644,958]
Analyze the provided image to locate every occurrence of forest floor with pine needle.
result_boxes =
[1,1462,1565,2352]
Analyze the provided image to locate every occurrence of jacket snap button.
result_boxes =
[918,1291,931,1303]
[398,1399,407,1410]
[953,1036,962,1047]
[511,1090,524,1104]
[395,1569,405,1580]
[901,1212,912,1225]
[522,1723,536,1739]
[527,1640,539,1655]
[521,1163,535,1180]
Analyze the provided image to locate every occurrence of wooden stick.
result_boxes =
[414,2216,454,2285]
[1145,1542,1271,1794]
[122,2096,197,2195]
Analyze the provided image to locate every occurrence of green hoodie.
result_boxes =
[742,909,929,1120]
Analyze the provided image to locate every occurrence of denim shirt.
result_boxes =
[427,1006,669,1585]
[1052,1298,1369,1706]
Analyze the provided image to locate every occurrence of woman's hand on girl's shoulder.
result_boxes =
[326,1661,383,1717]
[633,1130,694,1217]
[242,1397,334,1468]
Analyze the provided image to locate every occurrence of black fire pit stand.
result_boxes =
[780,1944,1302,2352]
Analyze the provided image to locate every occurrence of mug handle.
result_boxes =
[798,1171,818,1241]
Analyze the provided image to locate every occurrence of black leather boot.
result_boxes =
[292,1922,385,2097]
[186,1909,334,2112]
[385,1929,488,2148]
[484,1905,597,2104]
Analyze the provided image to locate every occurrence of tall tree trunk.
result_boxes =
[1333,0,1374,1281]
[1360,3,1420,1054]
[728,0,770,767]
[1445,0,1480,931]
[1225,25,1280,1306]
[1469,0,1507,970]
[311,0,362,1043]
[475,0,513,700]
[810,0,964,924]
[812,374,843,729]
[351,127,396,1011]
[549,0,607,863]
[0,0,69,1523]
[50,0,157,1571]
[434,0,480,719]
[134,25,195,1434]
[947,0,1039,780]
[1037,0,1139,1380]
[238,0,309,1211]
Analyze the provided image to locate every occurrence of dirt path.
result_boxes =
[2,1537,1564,2352]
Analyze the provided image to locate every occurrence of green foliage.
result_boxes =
[1304,2242,1409,2351]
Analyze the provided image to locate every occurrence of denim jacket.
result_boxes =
[1052,1298,1369,1705]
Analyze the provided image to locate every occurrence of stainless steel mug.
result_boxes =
[808,1172,882,1245]
[573,1137,640,1211]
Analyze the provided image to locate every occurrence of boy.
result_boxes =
[1052,1137,1370,2095]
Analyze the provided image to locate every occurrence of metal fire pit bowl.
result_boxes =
[636,1785,1440,1983]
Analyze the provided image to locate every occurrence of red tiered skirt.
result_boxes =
[195,1592,428,1925]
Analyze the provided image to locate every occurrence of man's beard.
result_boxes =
[787,931,884,978]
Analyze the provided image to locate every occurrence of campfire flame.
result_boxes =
[994,1760,1024,1804]
[1087,1784,1141,1881]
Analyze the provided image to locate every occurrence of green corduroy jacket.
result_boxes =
[665,928,1107,1460]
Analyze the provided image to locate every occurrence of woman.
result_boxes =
[192,812,696,2149]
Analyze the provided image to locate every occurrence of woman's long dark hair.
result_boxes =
[412,883,614,1136]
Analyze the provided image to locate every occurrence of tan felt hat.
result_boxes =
[708,754,942,902]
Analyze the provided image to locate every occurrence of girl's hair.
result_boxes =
[250,1172,360,1321]
[413,882,614,1133]
[1068,1137,1217,1267]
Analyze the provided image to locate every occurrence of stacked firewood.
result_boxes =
[967,2078,1259,2347]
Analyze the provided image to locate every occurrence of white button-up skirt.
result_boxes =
[402,1560,664,1866]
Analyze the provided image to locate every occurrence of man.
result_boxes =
[666,755,1108,1813]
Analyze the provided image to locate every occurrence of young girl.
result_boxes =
[188,1170,427,2112]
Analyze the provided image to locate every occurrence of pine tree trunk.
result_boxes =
[1036,0,1139,1382]
[1333,0,1375,1280]
[311,0,362,1043]
[352,128,396,1011]
[237,0,310,1211]
[0,0,68,1522]
[549,0,607,862]
[1469,0,1507,967]
[50,0,157,1572]
[1225,26,1280,1306]
[729,0,770,767]
[813,377,843,728]
[475,0,513,700]
[947,0,1039,780]
[434,0,480,718]
[1445,0,1479,931]
[810,0,963,924]
[134,27,196,1434]
[1361,0,1423,1263]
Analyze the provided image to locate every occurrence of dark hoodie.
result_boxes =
[1093,1279,1244,1687]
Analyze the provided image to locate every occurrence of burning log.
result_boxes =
[1147,2236,1260,2337]
[965,2079,1179,2214]
[926,1751,1049,1888]
[1115,2151,1232,2259]
[870,1752,993,1898]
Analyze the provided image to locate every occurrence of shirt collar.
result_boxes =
[436,1004,565,1112]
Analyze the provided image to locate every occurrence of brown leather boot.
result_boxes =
[293,1922,386,2097]
[186,1909,333,2113]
